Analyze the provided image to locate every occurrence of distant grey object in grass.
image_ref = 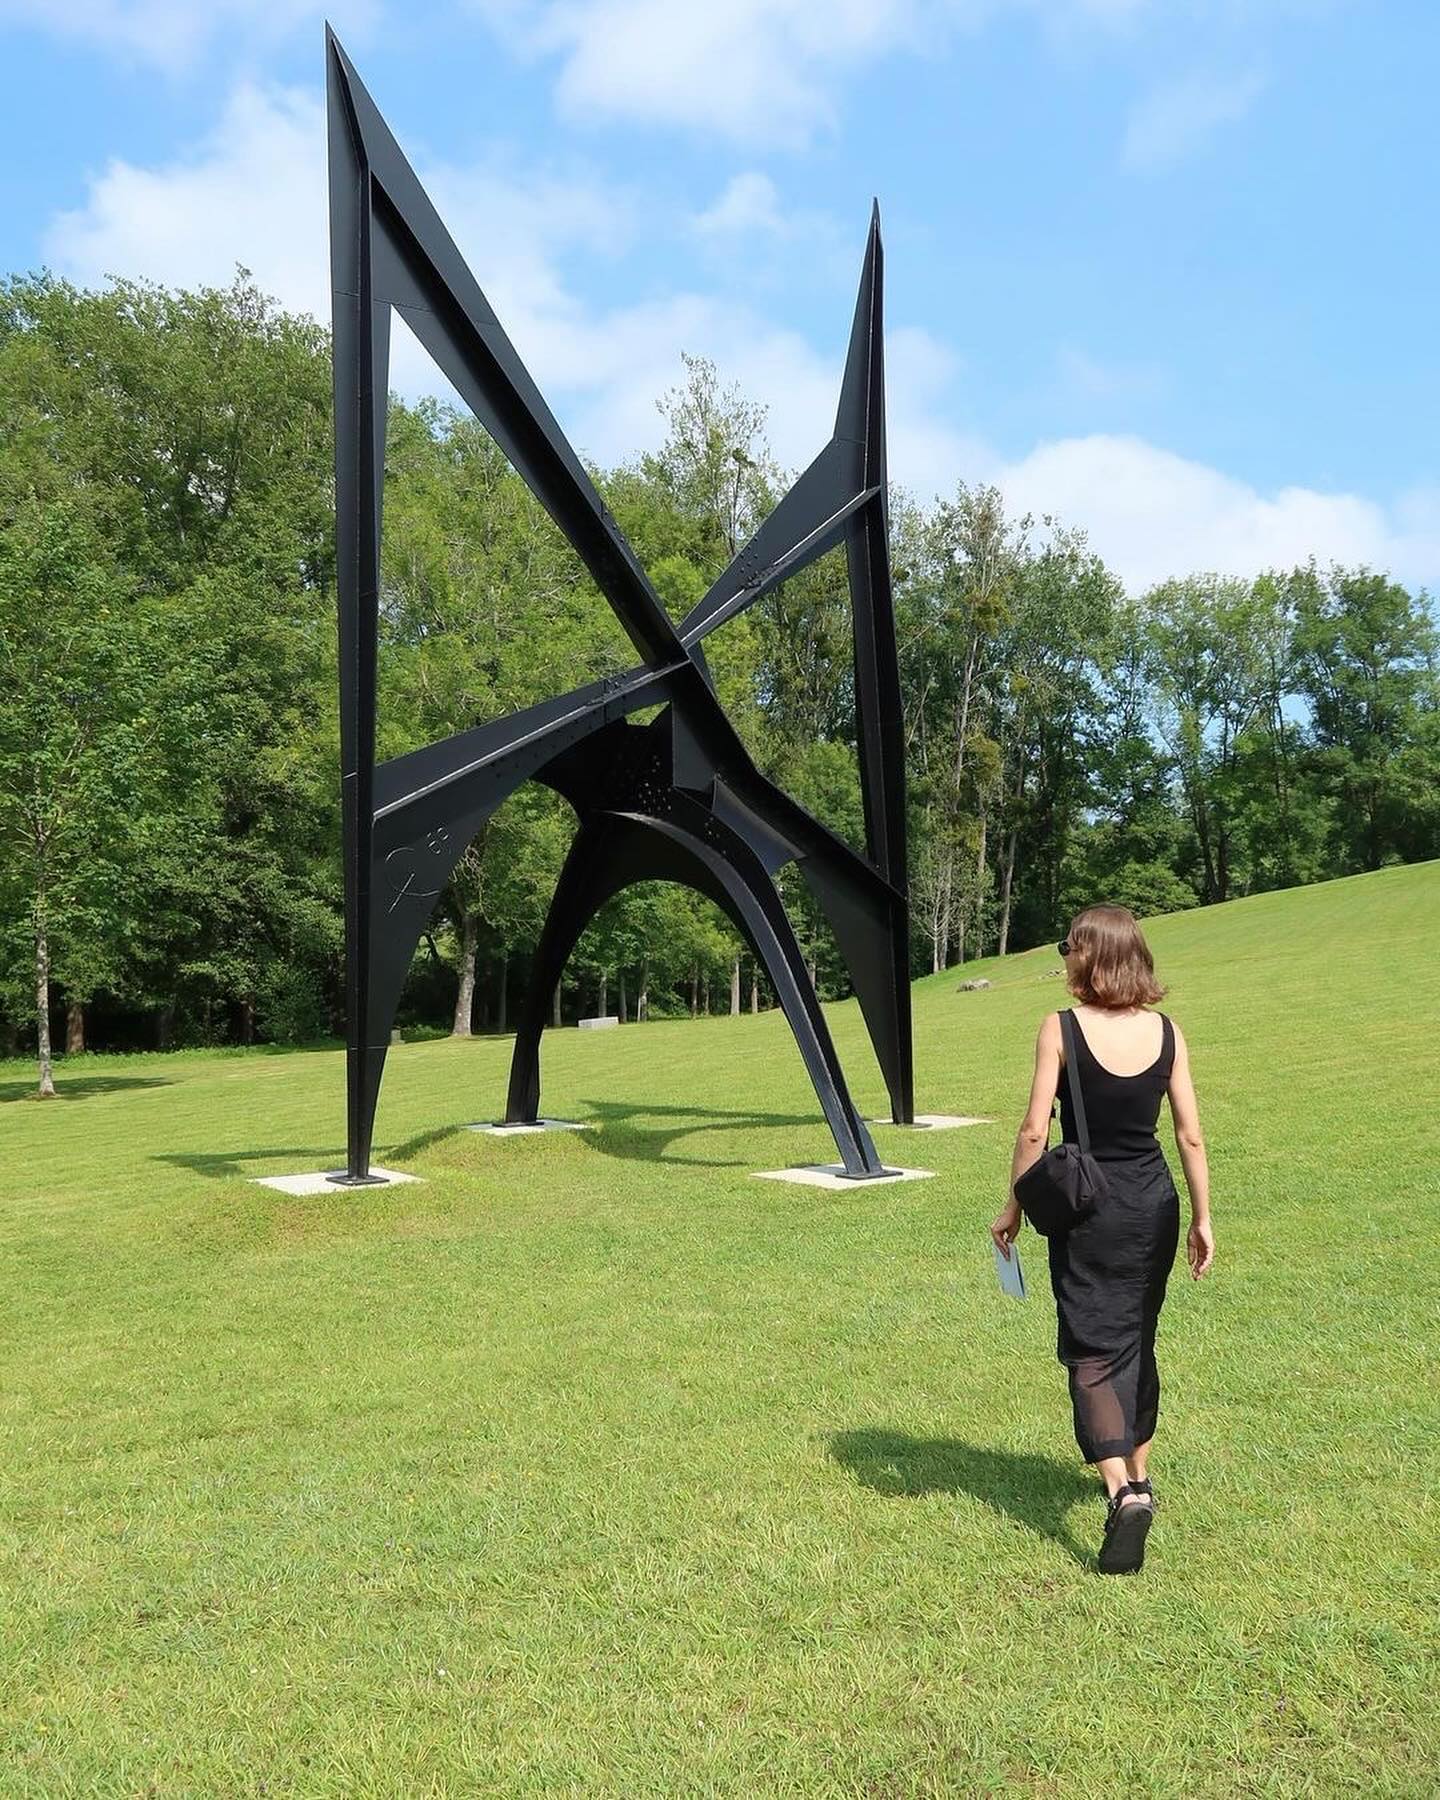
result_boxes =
[326,31,913,1184]
[957,978,991,992]
[577,1017,620,1031]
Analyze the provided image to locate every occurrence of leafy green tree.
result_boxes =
[0,500,195,1091]
[1288,564,1439,871]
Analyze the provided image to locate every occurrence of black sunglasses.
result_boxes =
[1057,938,1072,956]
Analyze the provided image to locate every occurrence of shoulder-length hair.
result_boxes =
[1066,904,1166,1009]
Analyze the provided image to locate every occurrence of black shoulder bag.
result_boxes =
[1013,1010,1111,1237]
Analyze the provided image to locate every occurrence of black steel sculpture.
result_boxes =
[327,30,913,1183]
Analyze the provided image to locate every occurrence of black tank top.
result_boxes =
[1058,1009,1175,1162]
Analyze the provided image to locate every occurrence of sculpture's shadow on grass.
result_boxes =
[154,1122,464,1183]
[0,1076,174,1103]
[578,1098,826,1169]
[827,1428,1095,1564]
[151,1102,835,1180]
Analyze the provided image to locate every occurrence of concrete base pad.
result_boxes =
[869,1113,993,1130]
[753,1163,935,1190]
[464,1118,592,1137]
[252,1166,420,1195]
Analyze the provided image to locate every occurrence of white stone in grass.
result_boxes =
[753,1164,935,1190]
[577,1015,619,1030]
[252,1167,420,1194]
[464,1118,591,1136]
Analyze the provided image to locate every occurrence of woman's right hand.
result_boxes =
[991,1199,1023,1260]
[1187,1218,1215,1279]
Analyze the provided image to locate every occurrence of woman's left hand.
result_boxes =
[990,1199,1023,1260]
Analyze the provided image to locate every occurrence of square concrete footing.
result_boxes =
[753,1163,935,1190]
[464,1118,592,1137]
[251,1167,421,1195]
[868,1113,993,1130]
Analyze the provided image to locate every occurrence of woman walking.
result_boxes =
[991,905,1214,1574]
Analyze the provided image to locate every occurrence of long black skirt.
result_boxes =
[1045,1150,1181,1462]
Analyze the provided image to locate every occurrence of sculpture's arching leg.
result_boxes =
[504,818,626,1125]
[506,804,888,1178]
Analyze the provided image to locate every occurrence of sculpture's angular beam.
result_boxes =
[327,28,683,673]
[679,443,879,647]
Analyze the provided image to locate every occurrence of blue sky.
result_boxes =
[2,0,1437,591]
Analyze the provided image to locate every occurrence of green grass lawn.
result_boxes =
[3,862,1438,1796]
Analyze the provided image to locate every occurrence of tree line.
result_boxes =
[2,272,1436,1090]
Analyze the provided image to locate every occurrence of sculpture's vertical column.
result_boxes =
[328,32,390,1182]
[839,208,914,1124]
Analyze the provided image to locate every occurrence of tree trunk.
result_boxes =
[702,973,710,1016]
[34,891,56,1099]
[157,1002,175,1051]
[496,951,508,1033]
[452,913,478,1036]
[749,966,759,1014]
[638,958,649,1023]
[597,969,607,1017]
[66,1001,85,1056]
[806,956,818,991]
[618,969,628,1025]
[689,965,698,1018]
[997,827,1018,957]
[729,956,741,1016]
[552,980,562,1028]
[936,857,953,972]
[972,802,989,959]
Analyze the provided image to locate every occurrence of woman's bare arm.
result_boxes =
[992,1012,1063,1255]
[1011,1011,1063,1192]
[1167,1021,1214,1276]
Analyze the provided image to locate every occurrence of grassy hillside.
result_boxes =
[2,862,1437,1795]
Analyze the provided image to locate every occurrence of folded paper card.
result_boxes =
[993,1239,1027,1300]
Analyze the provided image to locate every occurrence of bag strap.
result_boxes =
[1059,1009,1092,1155]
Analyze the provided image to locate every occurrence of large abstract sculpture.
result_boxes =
[327,31,913,1183]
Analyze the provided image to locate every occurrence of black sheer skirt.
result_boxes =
[1046,1148,1181,1462]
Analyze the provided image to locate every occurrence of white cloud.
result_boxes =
[693,173,788,241]
[1122,67,1266,170]
[0,0,377,73]
[42,83,1437,597]
[994,434,1440,592]
[472,0,1151,147]
[46,85,331,315]
[43,83,636,400]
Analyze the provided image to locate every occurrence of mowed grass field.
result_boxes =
[2,863,1438,1797]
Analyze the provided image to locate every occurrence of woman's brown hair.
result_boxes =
[1066,904,1166,1009]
